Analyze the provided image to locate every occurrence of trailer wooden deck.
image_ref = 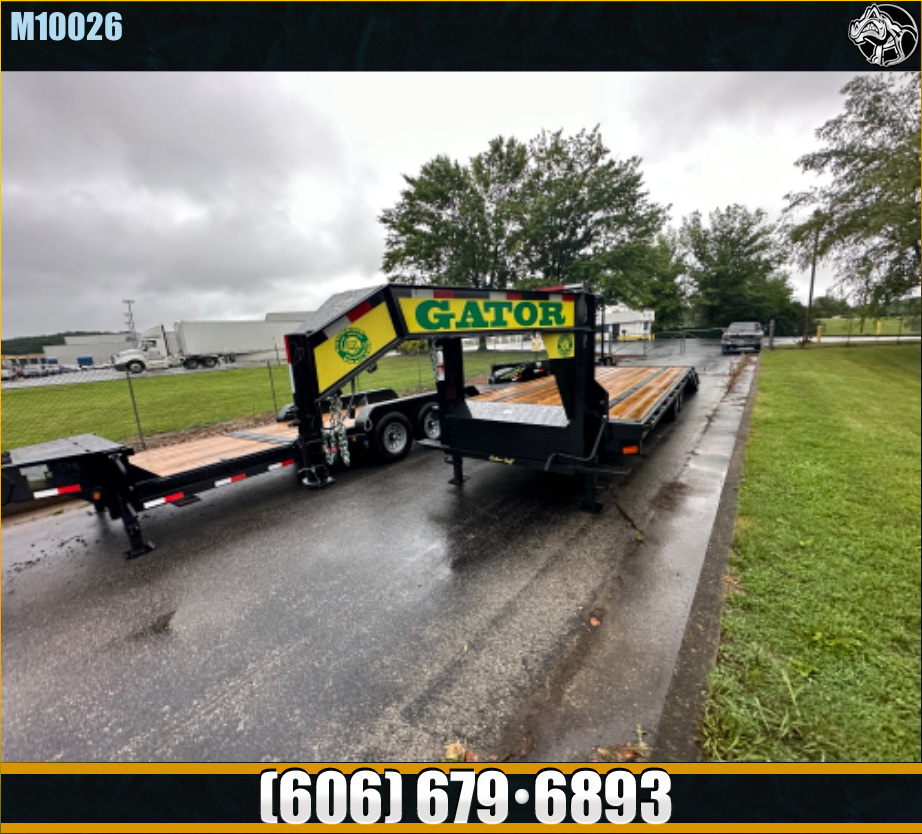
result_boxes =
[471,365,692,424]
[124,407,368,478]
[129,423,299,477]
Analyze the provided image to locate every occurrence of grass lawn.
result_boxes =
[0,349,542,451]
[702,344,921,762]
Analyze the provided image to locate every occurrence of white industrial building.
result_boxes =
[42,333,135,367]
[600,304,655,340]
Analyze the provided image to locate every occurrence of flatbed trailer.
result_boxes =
[1,386,441,557]
[285,283,698,509]
[3,282,697,555]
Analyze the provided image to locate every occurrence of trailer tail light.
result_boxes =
[622,445,639,455]
[284,335,293,365]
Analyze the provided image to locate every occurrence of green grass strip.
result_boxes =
[702,344,921,762]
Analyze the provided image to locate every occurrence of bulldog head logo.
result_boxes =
[848,4,918,66]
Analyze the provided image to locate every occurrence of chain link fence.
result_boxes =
[1,361,291,453]
[812,315,921,343]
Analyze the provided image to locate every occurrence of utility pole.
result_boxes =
[123,299,137,344]
[802,220,820,346]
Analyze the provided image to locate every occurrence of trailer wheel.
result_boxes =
[374,412,413,462]
[416,402,441,441]
[183,357,200,370]
[203,356,218,368]
[127,360,145,374]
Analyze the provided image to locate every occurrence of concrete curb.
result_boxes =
[652,359,761,761]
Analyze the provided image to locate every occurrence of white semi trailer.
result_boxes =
[112,319,301,373]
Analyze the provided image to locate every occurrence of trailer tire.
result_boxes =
[416,402,441,441]
[127,360,145,374]
[673,389,684,416]
[203,356,218,368]
[373,412,413,462]
[183,357,200,370]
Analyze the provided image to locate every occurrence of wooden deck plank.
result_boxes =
[472,365,690,425]
[131,423,298,477]
[609,367,688,421]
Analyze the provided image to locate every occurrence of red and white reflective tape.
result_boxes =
[33,484,81,499]
[322,300,375,341]
[410,288,451,299]
[142,460,295,508]
[143,492,185,509]
[410,288,571,302]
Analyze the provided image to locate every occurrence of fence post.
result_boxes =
[125,370,146,450]
[267,361,279,415]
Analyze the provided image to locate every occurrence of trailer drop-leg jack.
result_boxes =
[448,453,467,485]
[582,473,603,514]
[118,497,155,559]
[300,464,334,489]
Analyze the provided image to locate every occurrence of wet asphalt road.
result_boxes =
[1,339,756,763]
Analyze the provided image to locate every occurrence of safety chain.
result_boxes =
[322,415,337,467]
[429,340,442,387]
[328,390,350,467]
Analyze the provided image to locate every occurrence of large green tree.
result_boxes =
[379,128,667,300]
[784,72,921,307]
[639,233,690,332]
[514,127,667,290]
[679,204,797,328]
[379,155,485,287]
[379,138,529,290]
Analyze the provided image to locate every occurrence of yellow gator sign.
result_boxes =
[399,296,575,335]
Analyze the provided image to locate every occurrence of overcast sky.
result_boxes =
[1,72,862,339]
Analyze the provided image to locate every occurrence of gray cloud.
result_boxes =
[2,74,382,336]
[628,72,858,161]
[2,72,864,338]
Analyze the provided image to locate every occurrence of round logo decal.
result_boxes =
[335,327,371,364]
[848,4,918,66]
[557,333,574,357]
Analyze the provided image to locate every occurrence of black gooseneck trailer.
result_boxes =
[2,283,697,556]
[286,283,698,511]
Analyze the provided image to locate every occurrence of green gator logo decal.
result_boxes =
[557,333,574,357]
[335,327,371,364]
